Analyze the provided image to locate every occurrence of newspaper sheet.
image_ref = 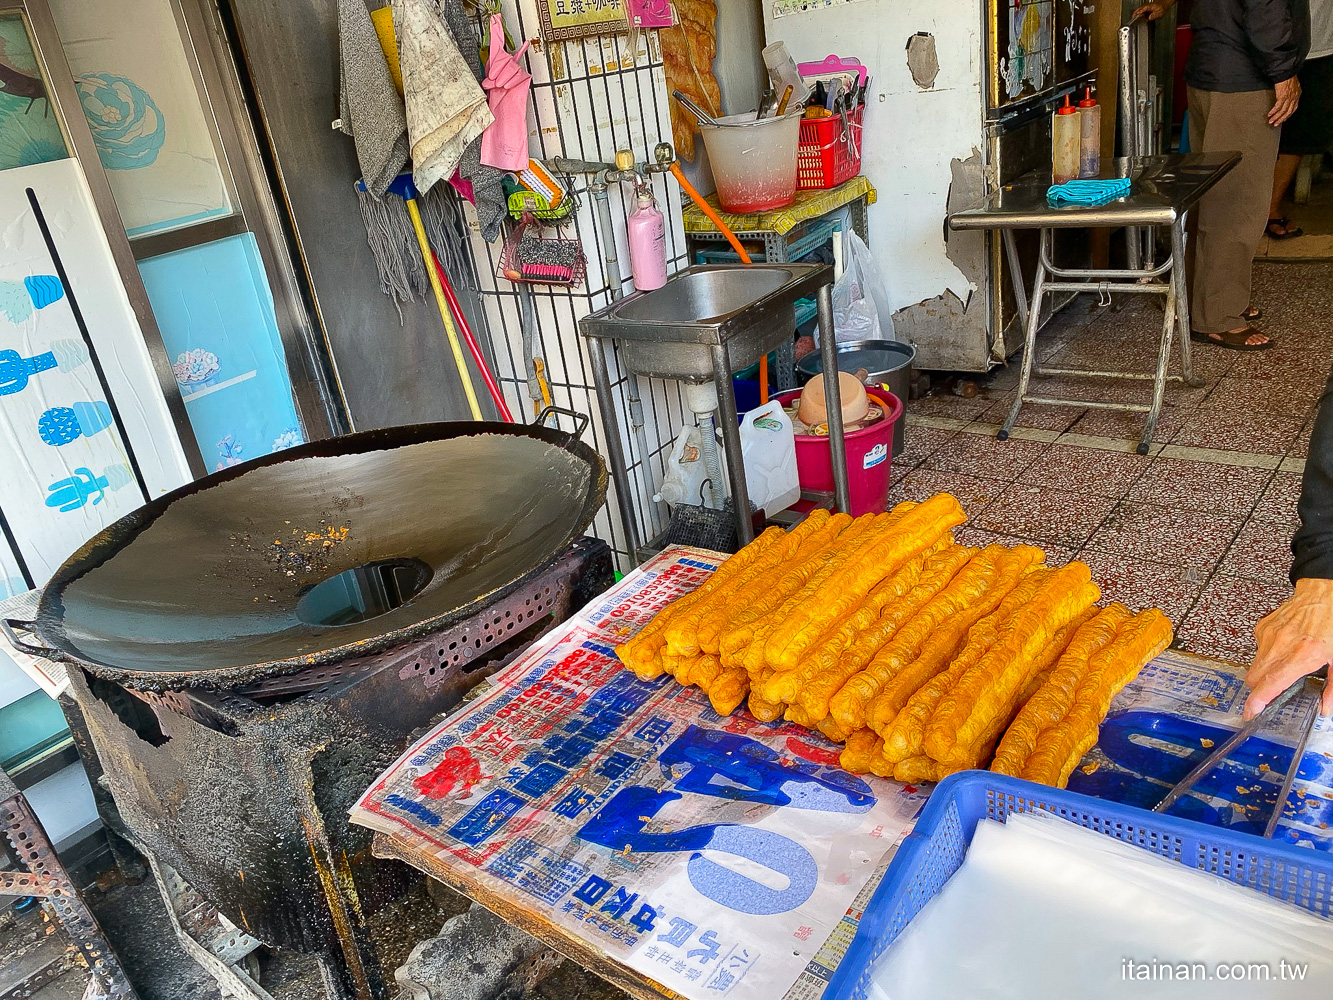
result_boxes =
[354,549,1333,1000]
[352,547,929,1000]
[0,588,68,696]
[1068,648,1333,851]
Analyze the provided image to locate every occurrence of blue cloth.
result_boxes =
[1046,177,1133,205]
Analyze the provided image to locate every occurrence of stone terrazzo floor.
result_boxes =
[888,260,1330,666]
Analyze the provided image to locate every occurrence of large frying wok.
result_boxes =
[14,420,606,688]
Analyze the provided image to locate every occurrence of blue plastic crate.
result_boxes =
[826,770,1333,1000]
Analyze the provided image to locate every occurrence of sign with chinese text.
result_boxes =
[353,547,927,1000]
[537,0,630,42]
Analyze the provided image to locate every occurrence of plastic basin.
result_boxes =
[777,385,903,516]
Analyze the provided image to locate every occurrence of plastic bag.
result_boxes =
[826,228,895,345]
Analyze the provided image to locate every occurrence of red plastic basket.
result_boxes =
[797,106,864,190]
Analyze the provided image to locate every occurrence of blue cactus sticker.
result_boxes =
[75,73,165,170]
[0,348,55,396]
[0,274,63,324]
[38,401,113,446]
[45,464,132,512]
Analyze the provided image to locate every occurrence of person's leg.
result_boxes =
[1191,87,1279,344]
[1268,153,1303,233]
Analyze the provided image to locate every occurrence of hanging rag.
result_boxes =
[480,12,533,172]
[337,0,409,197]
[392,0,493,194]
[435,0,507,242]
[1046,177,1132,205]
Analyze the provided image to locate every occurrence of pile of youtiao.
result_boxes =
[615,495,1173,788]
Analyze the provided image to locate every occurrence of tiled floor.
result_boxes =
[888,260,1329,665]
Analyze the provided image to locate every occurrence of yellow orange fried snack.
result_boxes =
[923,562,1101,767]
[1007,609,1172,786]
[614,498,1171,785]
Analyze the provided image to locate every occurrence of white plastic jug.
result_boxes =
[739,400,799,515]
[654,424,712,507]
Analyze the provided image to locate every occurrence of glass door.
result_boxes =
[43,0,348,471]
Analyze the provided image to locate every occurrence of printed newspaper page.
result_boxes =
[353,548,928,1000]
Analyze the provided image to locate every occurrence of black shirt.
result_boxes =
[1185,0,1311,92]
[1294,366,1333,581]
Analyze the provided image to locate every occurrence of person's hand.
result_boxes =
[1269,76,1302,126]
[1133,2,1169,20]
[1245,577,1333,719]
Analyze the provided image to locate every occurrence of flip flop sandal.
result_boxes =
[1266,217,1305,239]
[1190,328,1275,351]
[1242,306,1262,322]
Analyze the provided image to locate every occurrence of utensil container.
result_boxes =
[698,111,803,213]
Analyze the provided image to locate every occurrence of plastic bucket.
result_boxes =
[777,385,903,516]
[797,340,916,457]
[699,111,803,213]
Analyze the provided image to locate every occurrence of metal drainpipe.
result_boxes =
[590,173,664,541]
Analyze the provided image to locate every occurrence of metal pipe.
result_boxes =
[1118,25,1142,273]
[1023,396,1151,412]
[1141,256,1177,450]
[1002,229,1030,333]
[589,338,642,558]
[1171,216,1204,387]
[1000,228,1050,441]
[711,344,754,546]
[588,173,663,539]
[1035,367,1181,381]
[698,414,725,509]
[815,283,851,513]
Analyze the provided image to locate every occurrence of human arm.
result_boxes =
[1245,367,1333,718]
[1269,76,1302,126]
[1131,1,1174,20]
[1242,0,1307,123]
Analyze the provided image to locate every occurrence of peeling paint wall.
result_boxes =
[893,149,992,371]
[762,0,991,370]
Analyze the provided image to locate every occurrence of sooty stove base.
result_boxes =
[67,539,613,1000]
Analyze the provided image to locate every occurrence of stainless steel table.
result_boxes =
[949,152,1241,454]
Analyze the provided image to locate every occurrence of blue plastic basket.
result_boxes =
[825,770,1333,1000]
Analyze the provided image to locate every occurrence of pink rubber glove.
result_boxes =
[480,13,532,171]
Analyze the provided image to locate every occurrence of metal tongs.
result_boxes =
[1152,665,1328,838]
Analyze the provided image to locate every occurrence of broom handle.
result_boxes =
[430,250,514,422]
[404,195,484,420]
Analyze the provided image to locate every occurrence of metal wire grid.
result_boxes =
[460,1,694,567]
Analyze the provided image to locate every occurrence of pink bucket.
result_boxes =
[776,386,903,516]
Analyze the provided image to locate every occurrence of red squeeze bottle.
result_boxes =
[1078,86,1101,178]
[1053,94,1080,185]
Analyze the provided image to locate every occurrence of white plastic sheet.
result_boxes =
[871,813,1333,1000]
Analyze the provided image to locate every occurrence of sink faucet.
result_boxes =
[552,144,679,542]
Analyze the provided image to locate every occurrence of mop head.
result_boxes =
[355,176,467,316]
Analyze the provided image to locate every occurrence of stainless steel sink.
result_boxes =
[580,263,832,382]
[579,260,847,557]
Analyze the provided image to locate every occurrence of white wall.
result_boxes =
[762,0,985,314]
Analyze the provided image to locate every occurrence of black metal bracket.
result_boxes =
[535,404,589,444]
[1,615,54,660]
